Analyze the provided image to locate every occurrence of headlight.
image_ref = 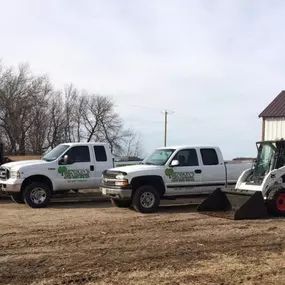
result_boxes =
[116,173,126,180]
[115,173,129,186]
[10,170,20,179]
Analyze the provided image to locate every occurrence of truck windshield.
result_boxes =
[252,142,276,181]
[42,144,70,162]
[142,149,175,165]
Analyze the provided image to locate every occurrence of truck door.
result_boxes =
[91,145,110,187]
[165,148,202,195]
[57,145,93,190]
[198,148,225,193]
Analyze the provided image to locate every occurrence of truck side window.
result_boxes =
[66,146,90,163]
[94,146,107,161]
[173,149,198,166]
[200,148,219,165]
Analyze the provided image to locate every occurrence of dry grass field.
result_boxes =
[7,155,41,161]
[1,197,285,285]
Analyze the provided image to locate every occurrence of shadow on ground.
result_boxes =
[50,200,200,213]
[49,199,112,209]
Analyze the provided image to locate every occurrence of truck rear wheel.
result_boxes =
[111,199,131,208]
[132,185,160,213]
[267,188,285,216]
[23,182,52,208]
[10,193,25,204]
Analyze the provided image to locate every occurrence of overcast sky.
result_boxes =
[1,0,285,159]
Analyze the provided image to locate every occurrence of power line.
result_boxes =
[115,103,163,112]
[115,103,175,146]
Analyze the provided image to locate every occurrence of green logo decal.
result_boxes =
[165,168,174,178]
[58,166,68,176]
[58,167,90,179]
[165,168,195,182]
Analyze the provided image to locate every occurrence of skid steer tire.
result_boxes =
[267,187,285,217]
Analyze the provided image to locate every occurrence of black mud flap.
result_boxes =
[197,188,268,220]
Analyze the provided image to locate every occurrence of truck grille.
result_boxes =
[0,167,8,180]
[102,180,116,187]
[102,175,117,186]
[102,170,124,186]
[104,173,117,180]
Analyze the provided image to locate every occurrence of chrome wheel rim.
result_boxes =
[140,192,155,208]
[30,188,46,204]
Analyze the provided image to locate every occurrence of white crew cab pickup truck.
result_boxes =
[0,142,114,208]
[100,145,253,213]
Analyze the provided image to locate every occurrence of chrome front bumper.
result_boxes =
[100,186,132,199]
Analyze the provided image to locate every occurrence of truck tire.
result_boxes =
[23,182,52,208]
[10,193,25,204]
[111,198,131,208]
[132,185,160,213]
[267,187,285,216]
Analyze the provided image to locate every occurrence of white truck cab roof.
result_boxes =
[156,145,220,151]
[62,142,110,147]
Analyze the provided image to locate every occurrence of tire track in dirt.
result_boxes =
[1,204,285,284]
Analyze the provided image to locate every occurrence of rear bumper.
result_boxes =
[100,185,132,199]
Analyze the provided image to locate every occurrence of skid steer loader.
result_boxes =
[197,139,285,220]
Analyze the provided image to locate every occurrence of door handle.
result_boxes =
[90,165,94,171]
[195,169,202,174]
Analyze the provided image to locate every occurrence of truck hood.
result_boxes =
[108,164,162,174]
[1,160,46,170]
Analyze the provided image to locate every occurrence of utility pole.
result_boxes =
[164,110,168,147]
[162,110,173,147]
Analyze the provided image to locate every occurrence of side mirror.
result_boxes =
[63,155,69,164]
[170,160,179,167]
[59,155,69,165]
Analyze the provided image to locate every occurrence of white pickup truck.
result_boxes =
[100,145,253,213]
[0,142,114,208]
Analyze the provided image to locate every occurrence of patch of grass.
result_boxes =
[8,155,41,161]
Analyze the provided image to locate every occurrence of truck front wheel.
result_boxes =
[23,182,52,208]
[111,199,131,208]
[132,185,160,213]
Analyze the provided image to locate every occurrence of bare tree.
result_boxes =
[0,63,50,154]
[62,83,79,142]
[45,92,66,149]
[26,77,52,154]
[81,94,114,142]
[99,112,125,154]
[74,94,86,142]
[122,130,144,158]
[0,61,144,156]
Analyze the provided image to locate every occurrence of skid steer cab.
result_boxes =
[197,139,285,220]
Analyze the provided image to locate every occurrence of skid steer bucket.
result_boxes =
[197,188,268,220]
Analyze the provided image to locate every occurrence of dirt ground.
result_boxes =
[6,155,41,161]
[1,197,285,285]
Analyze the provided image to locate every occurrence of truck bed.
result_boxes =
[225,161,252,183]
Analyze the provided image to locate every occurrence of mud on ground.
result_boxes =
[1,199,285,285]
